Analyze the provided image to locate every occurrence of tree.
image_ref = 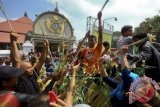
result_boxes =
[111,31,121,48]
[134,15,160,42]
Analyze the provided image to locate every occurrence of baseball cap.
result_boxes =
[0,66,24,81]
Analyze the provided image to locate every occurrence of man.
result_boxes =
[45,57,55,76]
[101,41,117,77]
[0,66,24,91]
[102,41,111,56]
[117,25,133,54]
[126,33,160,82]
[0,67,40,107]
[78,11,102,74]
[100,45,160,107]
[99,45,139,107]
[10,32,49,94]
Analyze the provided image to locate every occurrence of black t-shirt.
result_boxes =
[16,73,40,95]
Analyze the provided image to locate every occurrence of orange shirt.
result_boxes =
[79,44,102,74]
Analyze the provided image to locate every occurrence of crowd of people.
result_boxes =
[0,11,160,107]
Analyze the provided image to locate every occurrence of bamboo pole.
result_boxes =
[0,0,23,51]
[115,33,156,54]
[100,0,109,12]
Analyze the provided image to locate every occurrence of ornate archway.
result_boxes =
[28,11,76,52]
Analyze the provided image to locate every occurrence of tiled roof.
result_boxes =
[0,16,33,43]
[16,16,32,24]
[0,32,25,43]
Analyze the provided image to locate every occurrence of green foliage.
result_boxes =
[111,31,121,48]
[73,77,112,107]
[112,31,121,37]
[134,15,160,42]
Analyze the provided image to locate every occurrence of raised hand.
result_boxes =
[98,58,109,77]
[50,99,72,107]
[97,11,102,20]
[10,32,19,41]
[44,39,49,48]
[118,45,128,56]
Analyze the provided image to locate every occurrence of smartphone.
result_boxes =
[48,91,58,103]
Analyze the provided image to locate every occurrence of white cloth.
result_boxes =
[73,104,91,107]
[101,54,111,63]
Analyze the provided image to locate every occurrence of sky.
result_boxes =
[0,0,160,40]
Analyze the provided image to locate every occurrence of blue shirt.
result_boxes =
[103,68,139,100]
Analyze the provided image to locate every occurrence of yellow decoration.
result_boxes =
[46,15,65,34]
[147,33,156,42]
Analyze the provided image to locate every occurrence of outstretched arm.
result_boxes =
[127,45,152,64]
[49,64,79,107]
[99,59,118,88]
[94,12,103,58]
[35,39,49,73]
[65,64,79,106]
[10,32,21,68]
[118,45,130,70]
[119,45,139,91]
[97,11,102,45]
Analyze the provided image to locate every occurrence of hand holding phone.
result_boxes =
[48,91,58,103]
